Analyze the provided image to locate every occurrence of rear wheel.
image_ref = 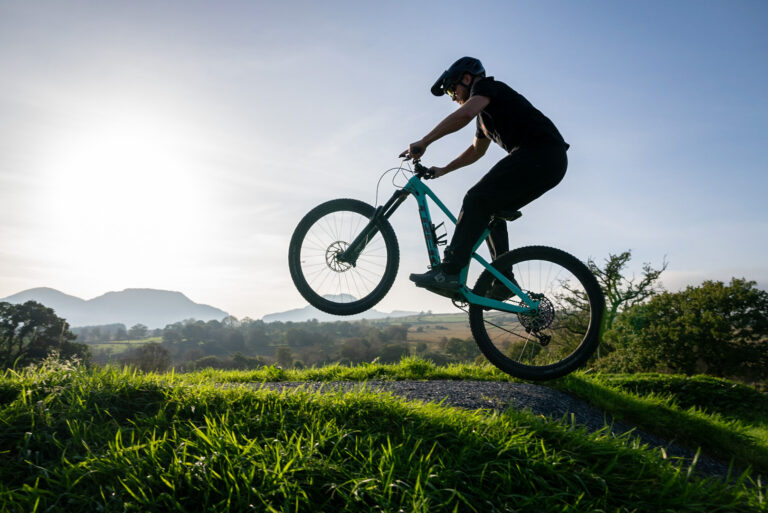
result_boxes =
[288,199,399,315]
[469,246,604,380]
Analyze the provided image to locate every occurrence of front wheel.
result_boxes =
[288,198,400,316]
[469,246,604,381]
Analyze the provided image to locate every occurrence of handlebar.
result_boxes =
[398,149,434,179]
[412,161,434,179]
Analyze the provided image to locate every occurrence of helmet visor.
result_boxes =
[431,70,449,96]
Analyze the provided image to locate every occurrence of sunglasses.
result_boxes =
[444,80,464,98]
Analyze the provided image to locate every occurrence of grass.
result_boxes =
[552,373,768,477]
[189,359,768,478]
[187,357,513,384]
[582,373,768,423]
[0,358,765,512]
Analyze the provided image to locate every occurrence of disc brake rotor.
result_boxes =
[326,241,352,272]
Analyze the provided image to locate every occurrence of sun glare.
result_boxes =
[36,104,213,282]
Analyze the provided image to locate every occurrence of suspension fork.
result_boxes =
[336,189,410,265]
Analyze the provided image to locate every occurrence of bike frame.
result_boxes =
[340,173,540,315]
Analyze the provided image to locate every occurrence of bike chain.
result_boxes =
[453,298,550,345]
[452,299,520,338]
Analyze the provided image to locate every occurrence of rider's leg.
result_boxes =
[485,215,518,300]
[445,145,567,271]
[486,218,509,261]
[410,144,567,292]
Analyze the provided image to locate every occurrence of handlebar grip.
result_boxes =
[413,162,434,179]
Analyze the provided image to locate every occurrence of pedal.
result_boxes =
[452,298,468,309]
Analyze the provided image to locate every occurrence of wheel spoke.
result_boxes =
[290,200,399,315]
[468,246,602,380]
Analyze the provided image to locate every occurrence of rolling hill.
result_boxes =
[1,287,230,328]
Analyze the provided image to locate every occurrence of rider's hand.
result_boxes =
[399,139,428,160]
[430,166,449,178]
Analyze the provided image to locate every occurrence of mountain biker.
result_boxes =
[402,56,569,298]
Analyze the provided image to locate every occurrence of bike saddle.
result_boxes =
[493,209,522,222]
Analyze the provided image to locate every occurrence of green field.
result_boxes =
[383,312,470,324]
[87,336,162,355]
[0,358,765,512]
[374,312,475,351]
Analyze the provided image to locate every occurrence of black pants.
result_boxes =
[442,144,568,273]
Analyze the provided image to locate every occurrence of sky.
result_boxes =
[1,0,766,320]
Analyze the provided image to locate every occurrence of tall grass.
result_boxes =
[186,357,513,384]
[177,358,768,476]
[0,359,764,512]
[554,373,768,476]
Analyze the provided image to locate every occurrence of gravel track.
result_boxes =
[250,379,737,481]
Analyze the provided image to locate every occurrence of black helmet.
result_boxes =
[431,57,485,96]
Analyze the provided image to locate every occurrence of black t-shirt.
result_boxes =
[471,77,568,152]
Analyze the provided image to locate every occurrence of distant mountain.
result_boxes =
[1,288,229,328]
[262,294,417,323]
[3,287,87,311]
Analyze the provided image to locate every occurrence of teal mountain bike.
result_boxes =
[289,161,604,380]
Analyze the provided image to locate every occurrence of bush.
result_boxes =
[602,278,768,382]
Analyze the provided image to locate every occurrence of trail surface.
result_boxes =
[253,380,736,481]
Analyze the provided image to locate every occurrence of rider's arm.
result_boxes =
[405,95,490,158]
[434,136,491,177]
[421,95,490,146]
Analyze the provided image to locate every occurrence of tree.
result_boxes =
[275,346,293,368]
[187,355,224,370]
[163,324,183,344]
[121,342,171,373]
[114,325,128,341]
[558,250,666,357]
[378,343,409,363]
[232,352,266,370]
[128,323,149,339]
[222,315,240,329]
[589,250,667,332]
[243,320,270,353]
[223,330,246,353]
[284,328,314,348]
[605,278,768,380]
[182,320,206,343]
[378,324,409,342]
[444,337,480,361]
[0,301,89,368]
[338,337,373,364]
